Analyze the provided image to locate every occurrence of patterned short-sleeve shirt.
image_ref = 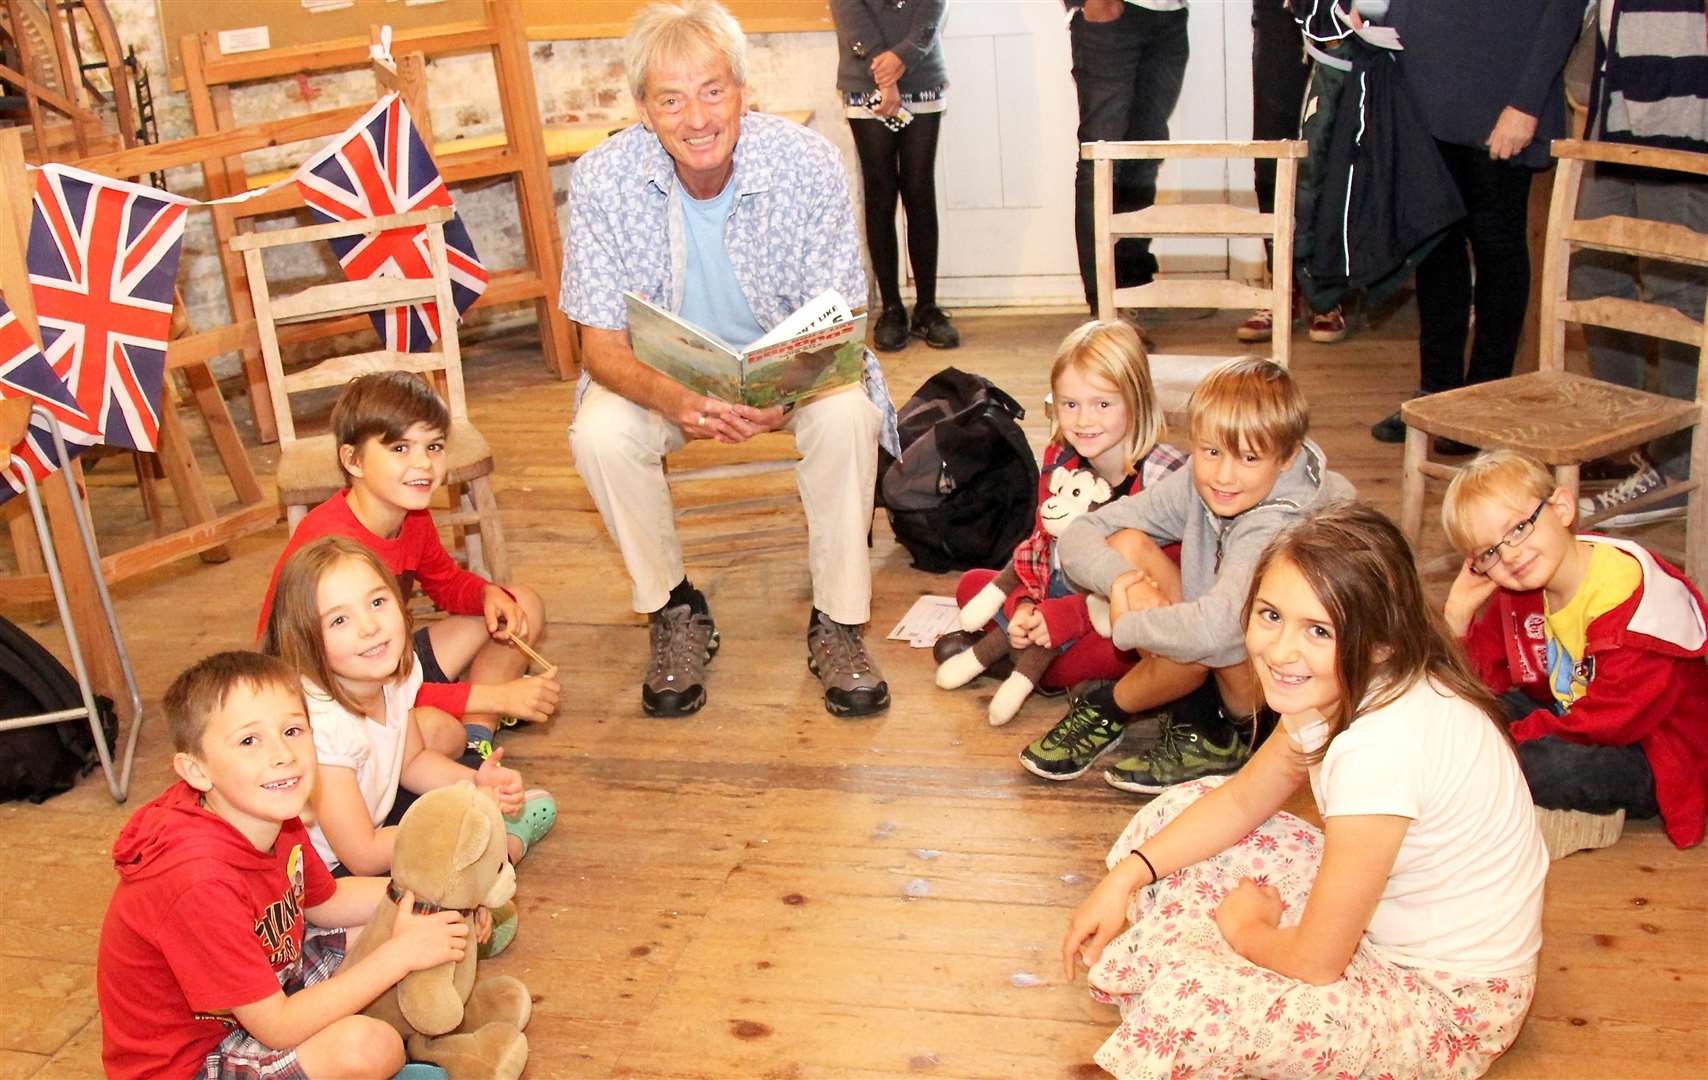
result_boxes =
[560,111,899,453]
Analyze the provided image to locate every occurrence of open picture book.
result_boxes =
[623,289,867,408]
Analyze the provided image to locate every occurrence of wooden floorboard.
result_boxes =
[1,308,1702,1078]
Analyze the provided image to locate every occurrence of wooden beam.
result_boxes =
[199,22,498,85]
[1082,139,1308,161]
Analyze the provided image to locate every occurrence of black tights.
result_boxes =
[848,112,943,312]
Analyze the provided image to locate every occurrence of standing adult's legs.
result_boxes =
[1113,9,1191,295]
[894,112,944,310]
[1251,1,1310,255]
[1461,153,1536,386]
[1072,9,1140,311]
[1414,141,1477,395]
[848,118,905,311]
[1071,8,1191,311]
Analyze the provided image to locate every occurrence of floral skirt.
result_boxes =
[1087,778,1536,1080]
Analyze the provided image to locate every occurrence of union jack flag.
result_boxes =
[0,291,87,504]
[293,95,488,352]
[27,165,188,453]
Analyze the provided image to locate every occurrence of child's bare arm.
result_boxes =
[231,894,465,1050]
[313,766,396,877]
[398,709,478,793]
[1217,814,1408,985]
[305,876,388,929]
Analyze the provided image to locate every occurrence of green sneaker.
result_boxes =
[1103,713,1249,794]
[1019,688,1128,781]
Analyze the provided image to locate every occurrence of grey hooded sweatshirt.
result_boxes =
[1058,439,1355,669]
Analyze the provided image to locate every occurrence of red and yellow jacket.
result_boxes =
[1461,536,1708,848]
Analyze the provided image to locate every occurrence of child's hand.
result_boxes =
[475,747,526,816]
[1007,603,1040,650]
[390,890,469,970]
[1214,877,1284,952]
[495,667,560,723]
[1109,570,1164,626]
[1443,558,1499,638]
[483,585,528,642]
[1124,574,1168,615]
[1025,616,1053,649]
[474,906,494,945]
[1060,871,1133,979]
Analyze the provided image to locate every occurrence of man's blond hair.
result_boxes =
[626,1,747,100]
[1441,450,1556,554]
[1186,356,1309,459]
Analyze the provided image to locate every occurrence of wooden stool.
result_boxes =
[1084,139,1307,426]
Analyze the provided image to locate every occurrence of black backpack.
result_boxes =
[0,613,117,803]
[878,367,1039,573]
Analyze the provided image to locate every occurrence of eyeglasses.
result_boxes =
[1469,499,1548,574]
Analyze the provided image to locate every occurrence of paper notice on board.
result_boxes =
[217,26,271,53]
[302,0,354,12]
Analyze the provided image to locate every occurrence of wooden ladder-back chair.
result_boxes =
[233,204,510,583]
[1084,139,1306,427]
[1399,139,1708,578]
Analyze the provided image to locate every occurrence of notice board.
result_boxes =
[158,0,833,82]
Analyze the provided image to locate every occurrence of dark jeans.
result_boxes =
[1501,691,1661,818]
[849,112,945,312]
[1070,5,1190,310]
[1415,141,1536,394]
[1252,0,1310,270]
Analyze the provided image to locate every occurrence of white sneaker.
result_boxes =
[1578,460,1686,527]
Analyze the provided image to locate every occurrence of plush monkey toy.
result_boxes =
[935,461,1116,725]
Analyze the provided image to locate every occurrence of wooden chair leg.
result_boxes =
[1690,419,1707,581]
[1552,463,1581,515]
[469,475,509,586]
[457,486,486,579]
[1400,424,1429,547]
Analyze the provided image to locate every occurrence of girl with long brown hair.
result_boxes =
[261,537,554,881]
[1061,502,1548,1079]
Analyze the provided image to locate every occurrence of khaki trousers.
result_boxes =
[569,381,880,624]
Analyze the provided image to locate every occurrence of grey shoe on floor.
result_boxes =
[807,611,890,716]
[642,603,719,716]
[1579,459,1685,527]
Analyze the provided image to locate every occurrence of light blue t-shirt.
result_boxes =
[676,176,765,350]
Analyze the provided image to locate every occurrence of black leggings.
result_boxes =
[848,112,943,311]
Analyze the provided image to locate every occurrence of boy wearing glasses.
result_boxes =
[1441,450,1708,853]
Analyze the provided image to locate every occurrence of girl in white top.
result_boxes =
[261,536,552,875]
[1062,503,1547,1080]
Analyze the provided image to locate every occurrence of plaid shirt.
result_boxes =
[1011,440,1188,601]
[560,112,899,454]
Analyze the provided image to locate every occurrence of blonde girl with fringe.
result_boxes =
[936,320,1187,724]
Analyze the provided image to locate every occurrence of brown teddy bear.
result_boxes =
[342,781,532,1080]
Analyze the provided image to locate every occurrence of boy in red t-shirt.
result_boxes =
[97,651,468,1080]
[256,372,558,762]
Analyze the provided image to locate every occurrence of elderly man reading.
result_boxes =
[564,0,898,720]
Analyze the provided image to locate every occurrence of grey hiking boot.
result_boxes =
[807,611,890,716]
[642,603,719,717]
